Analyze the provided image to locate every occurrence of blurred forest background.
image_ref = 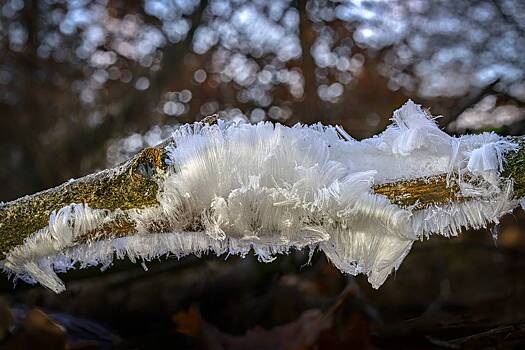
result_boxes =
[1,0,525,349]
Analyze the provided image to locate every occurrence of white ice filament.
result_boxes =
[2,100,522,293]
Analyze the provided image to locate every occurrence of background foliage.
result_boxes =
[1,1,525,349]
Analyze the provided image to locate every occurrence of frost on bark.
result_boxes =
[0,148,167,259]
[0,101,524,293]
[374,136,525,207]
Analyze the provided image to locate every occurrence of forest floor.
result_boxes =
[1,210,525,349]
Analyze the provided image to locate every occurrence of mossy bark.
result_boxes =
[0,134,524,260]
[0,147,168,259]
[501,136,525,198]
[373,174,466,210]
[374,136,525,208]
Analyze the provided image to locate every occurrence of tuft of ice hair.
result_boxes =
[2,203,109,292]
[2,100,521,292]
[467,141,519,186]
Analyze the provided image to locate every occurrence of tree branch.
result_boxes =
[0,129,524,262]
[377,137,525,207]
[0,147,167,259]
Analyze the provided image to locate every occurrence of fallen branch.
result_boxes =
[1,101,524,292]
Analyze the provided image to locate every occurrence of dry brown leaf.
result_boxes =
[173,285,372,350]
[7,308,67,350]
[173,304,203,337]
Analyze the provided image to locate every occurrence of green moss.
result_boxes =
[0,147,168,259]
[502,136,525,199]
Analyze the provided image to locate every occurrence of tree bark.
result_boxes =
[0,134,524,260]
[0,147,167,259]
[374,136,525,207]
